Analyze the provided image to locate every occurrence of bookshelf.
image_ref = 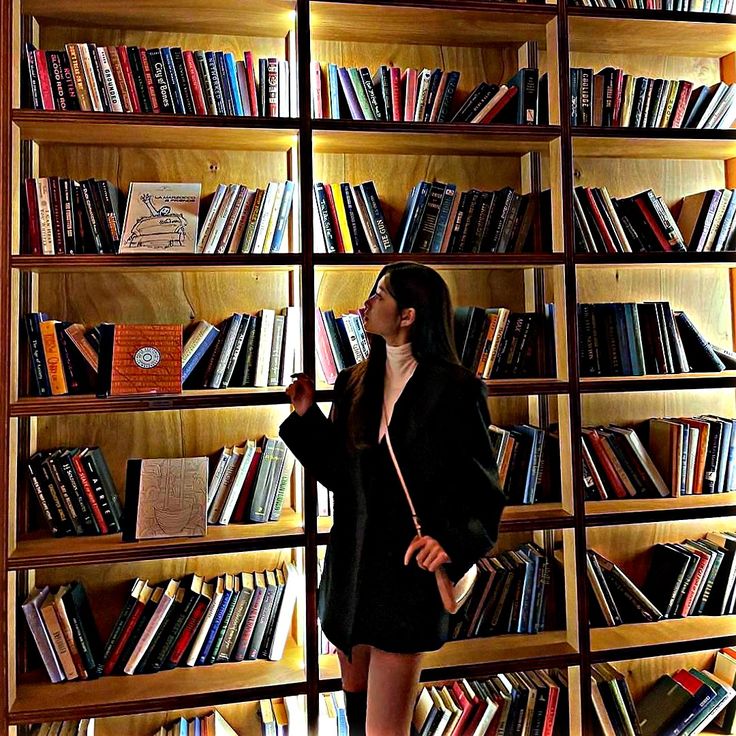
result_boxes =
[1,0,735,734]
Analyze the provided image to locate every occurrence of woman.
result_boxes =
[280,262,506,736]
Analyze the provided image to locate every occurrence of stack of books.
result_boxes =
[24,564,301,683]
[570,67,736,129]
[155,710,238,736]
[412,670,568,735]
[455,305,557,379]
[588,532,736,626]
[592,660,736,736]
[30,721,95,736]
[315,307,370,385]
[259,696,307,735]
[206,437,295,525]
[451,543,551,640]
[569,0,734,12]
[310,64,544,125]
[26,447,122,537]
[24,43,291,117]
[489,424,552,505]
[577,302,725,376]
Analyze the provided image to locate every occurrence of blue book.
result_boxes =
[224,52,244,116]
[193,718,201,736]
[624,303,645,376]
[396,184,420,253]
[160,47,185,114]
[328,63,341,119]
[182,325,220,382]
[176,718,187,736]
[430,183,457,253]
[269,180,295,253]
[613,303,632,376]
[402,181,431,252]
[196,581,234,665]
[215,52,234,115]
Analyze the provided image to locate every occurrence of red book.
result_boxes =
[323,185,344,252]
[71,453,108,534]
[166,595,209,668]
[612,69,625,126]
[680,545,710,616]
[673,668,705,694]
[389,66,402,122]
[584,429,629,499]
[102,598,145,675]
[24,179,42,254]
[315,308,338,384]
[634,196,672,251]
[183,50,206,115]
[671,81,693,129]
[231,446,263,522]
[34,50,56,110]
[116,46,141,113]
[138,49,160,113]
[584,188,618,253]
[449,682,476,735]
[403,68,417,121]
[480,86,519,124]
[542,682,560,736]
[244,51,258,117]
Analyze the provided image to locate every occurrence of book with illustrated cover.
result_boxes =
[124,457,208,541]
[98,323,183,397]
[119,182,201,253]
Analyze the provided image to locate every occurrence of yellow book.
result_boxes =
[331,184,354,253]
[39,320,68,395]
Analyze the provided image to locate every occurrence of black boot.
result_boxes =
[344,689,367,735]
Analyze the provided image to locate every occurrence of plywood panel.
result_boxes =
[37,270,293,326]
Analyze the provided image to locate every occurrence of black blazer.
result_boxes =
[279,358,506,654]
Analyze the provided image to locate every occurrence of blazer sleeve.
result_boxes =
[428,378,506,581]
[278,370,351,496]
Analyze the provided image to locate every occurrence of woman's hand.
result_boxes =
[285,372,315,416]
[404,535,451,573]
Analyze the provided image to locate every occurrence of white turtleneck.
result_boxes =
[379,341,418,442]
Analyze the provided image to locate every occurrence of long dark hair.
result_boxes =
[344,262,460,449]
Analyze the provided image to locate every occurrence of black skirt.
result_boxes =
[337,441,450,654]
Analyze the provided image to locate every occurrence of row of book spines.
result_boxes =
[413,669,568,736]
[313,180,393,254]
[314,307,370,385]
[456,305,556,380]
[577,302,725,377]
[489,424,548,506]
[25,43,290,118]
[571,0,733,12]
[196,181,294,255]
[27,447,122,538]
[203,437,294,527]
[452,543,551,640]
[30,719,93,736]
[24,177,121,256]
[570,68,736,130]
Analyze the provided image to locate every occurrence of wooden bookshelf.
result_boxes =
[2,0,736,733]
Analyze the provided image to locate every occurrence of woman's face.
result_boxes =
[362,275,401,338]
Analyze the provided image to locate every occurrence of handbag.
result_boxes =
[382,412,478,615]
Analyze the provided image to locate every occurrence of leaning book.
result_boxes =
[119,182,201,253]
[123,457,208,541]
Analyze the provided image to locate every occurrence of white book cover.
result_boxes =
[95,47,123,112]
[279,305,301,385]
[119,183,201,253]
[254,308,276,387]
[186,577,225,666]
[207,446,245,523]
[284,695,307,736]
[251,182,279,254]
[219,440,257,525]
[196,184,228,253]
[207,447,232,511]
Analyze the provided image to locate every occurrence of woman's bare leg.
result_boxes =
[338,645,371,735]
[366,647,423,736]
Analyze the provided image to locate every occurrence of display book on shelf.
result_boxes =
[4,1,736,736]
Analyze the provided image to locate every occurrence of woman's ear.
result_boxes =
[400,307,416,328]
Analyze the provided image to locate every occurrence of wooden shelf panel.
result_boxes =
[13,111,298,151]
[309,0,555,45]
[315,379,569,398]
[10,389,293,417]
[11,255,303,271]
[567,9,736,56]
[591,615,736,656]
[579,372,736,393]
[575,253,736,267]
[319,631,577,682]
[10,647,305,725]
[586,494,736,526]
[10,510,305,570]
[572,129,736,159]
[314,253,565,267]
[312,122,561,156]
[21,0,296,37]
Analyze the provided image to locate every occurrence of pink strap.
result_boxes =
[382,403,423,537]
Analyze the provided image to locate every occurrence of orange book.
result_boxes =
[100,324,182,397]
[39,320,68,395]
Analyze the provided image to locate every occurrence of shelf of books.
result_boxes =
[4,0,736,732]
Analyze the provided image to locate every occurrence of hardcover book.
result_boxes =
[124,457,208,541]
[119,182,201,253]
